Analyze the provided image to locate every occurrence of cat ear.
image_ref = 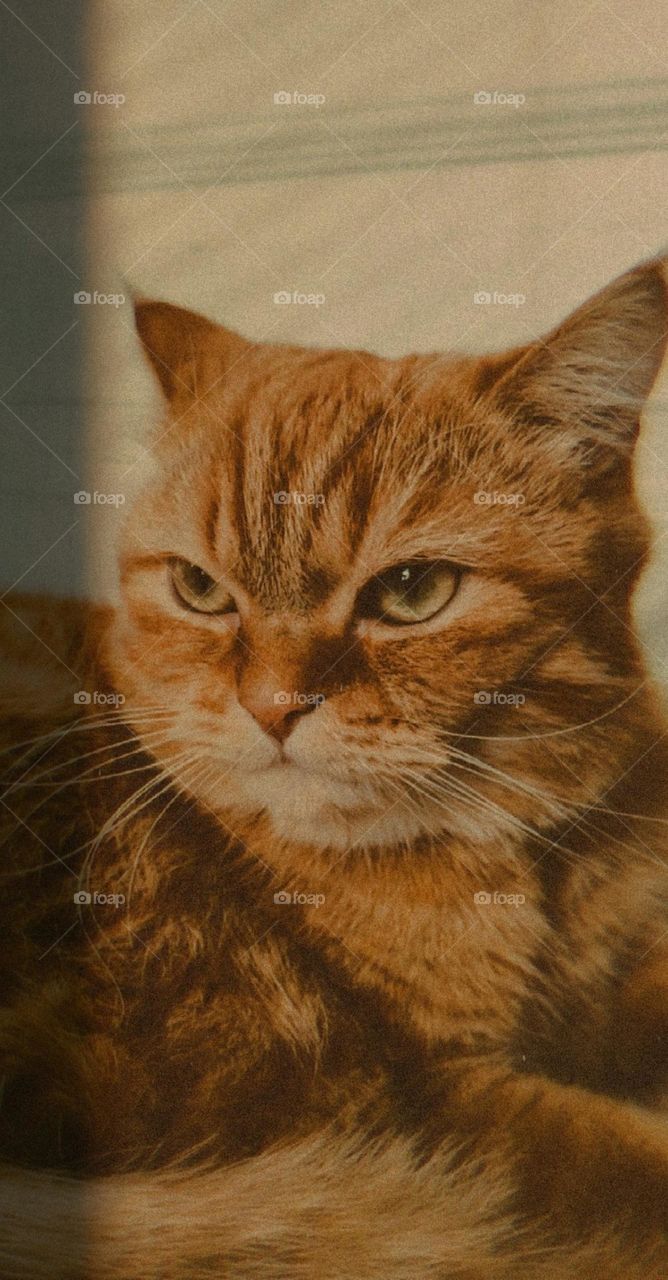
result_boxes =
[493,256,668,469]
[133,298,248,401]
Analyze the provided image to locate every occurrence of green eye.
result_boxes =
[170,559,236,615]
[358,561,460,626]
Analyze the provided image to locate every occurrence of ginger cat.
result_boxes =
[0,256,667,1278]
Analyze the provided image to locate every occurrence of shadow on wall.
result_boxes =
[0,0,86,597]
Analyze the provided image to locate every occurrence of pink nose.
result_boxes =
[239,688,316,743]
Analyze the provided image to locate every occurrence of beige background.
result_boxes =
[83,0,668,683]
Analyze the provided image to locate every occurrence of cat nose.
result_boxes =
[238,686,316,743]
[236,626,334,744]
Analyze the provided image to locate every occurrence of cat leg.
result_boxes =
[438,1059,668,1269]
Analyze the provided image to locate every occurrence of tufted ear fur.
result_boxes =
[492,256,668,470]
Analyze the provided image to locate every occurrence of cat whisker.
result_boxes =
[0,709,174,802]
[76,747,203,1015]
[399,767,523,839]
[373,738,668,858]
[434,747,668,871]
[344,750,432,826]
[124,754,217,913]
[0,737,183,850]
[401,764,651,878]
[381,683,647,743]
[2,729,173,793]
[0,705,173,761]
[88,756,214,974]
[87,750,198,851]
[76,749,202,905]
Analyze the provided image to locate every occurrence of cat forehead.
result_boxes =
[197,350,485,507]
[198,345,487,473]
[140,354,509,608]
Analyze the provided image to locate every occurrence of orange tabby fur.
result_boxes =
[0,256,667,1277]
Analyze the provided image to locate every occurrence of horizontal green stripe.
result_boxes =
[4,77,668,200]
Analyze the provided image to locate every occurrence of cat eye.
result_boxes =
[170,559,236,615]
[357,561,460,626]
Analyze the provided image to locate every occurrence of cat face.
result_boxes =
[108,262,667,849]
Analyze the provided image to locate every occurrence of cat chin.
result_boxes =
[196,762,513,852]
[260,796,430,851]
[191,760,418,849]
[232,791,511,852]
